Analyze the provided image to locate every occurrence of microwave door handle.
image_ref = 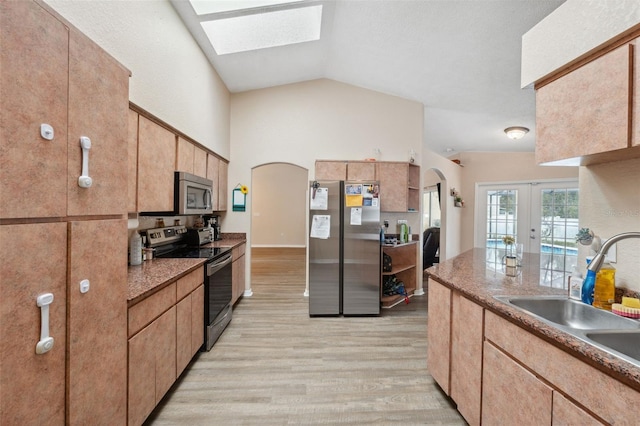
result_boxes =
[204,189,212,210]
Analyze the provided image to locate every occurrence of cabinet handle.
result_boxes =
[35,293,55,355]
[78,136,93,188]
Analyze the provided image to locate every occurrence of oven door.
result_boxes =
[204,252,233,351]
[175,171,213,215]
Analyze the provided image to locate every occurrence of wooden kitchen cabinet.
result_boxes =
[207,153,221,211]
[0,0,68,219]
[128,109,139,212]
[0,223,67,425]
[67,219,127,425]
[315,160,347,180]
[177,136,196,174]
[219,160,229,211]
[194,145,208,177]
[426,279,452,395]
[536,38,639,165]
[450,292,483,426]
[177,268,205,375]
[232,243,247,305]
[1,2,129,423]
[482,341,553,425]
[347,161,376,180]
[138,115,176,213]
[67,26,129,217]
[381,242,417,308]
[552,392,603,425]
[377,162,420,212]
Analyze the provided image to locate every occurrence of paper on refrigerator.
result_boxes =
[310,215,331,239]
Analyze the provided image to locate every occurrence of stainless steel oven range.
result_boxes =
[146,225,233,351]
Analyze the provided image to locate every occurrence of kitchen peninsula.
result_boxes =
[426,249,640,425]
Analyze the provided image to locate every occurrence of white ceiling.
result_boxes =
[170,0,566,157]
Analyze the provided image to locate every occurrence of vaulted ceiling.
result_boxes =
[171,0,565,157]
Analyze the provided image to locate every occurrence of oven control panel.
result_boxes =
[146,225,188,247]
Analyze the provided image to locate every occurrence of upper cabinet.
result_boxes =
[218,160,228,211]
[535,36,640,165]
[314,160,419,212]
[176,137,208,178]
[128,110,139,212]
[1,0,128,218]
[377,162,420,212]
[137,116,176,213]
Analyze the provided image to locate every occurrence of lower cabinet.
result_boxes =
[482,341,553,425]
[382,242,417,308]
[426,278,451,394]
[127,266,204,426]
[232,243,246,305]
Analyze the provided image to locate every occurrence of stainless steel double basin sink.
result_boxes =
[494,295,640,368]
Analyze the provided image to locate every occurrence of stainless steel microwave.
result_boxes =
[175,172,213,215]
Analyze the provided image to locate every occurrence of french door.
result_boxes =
[475,179,579,288]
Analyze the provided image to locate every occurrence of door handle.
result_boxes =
[78,136,93,188]
[35,293,55,355]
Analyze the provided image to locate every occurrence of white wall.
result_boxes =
[45,0,230,157]
[251,163,308,247]
[522,0,640,87]
[579,158,640,293]
[457,151,578,252]
[228,79,424,293]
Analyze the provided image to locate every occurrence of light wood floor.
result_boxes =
[146,247,464,425]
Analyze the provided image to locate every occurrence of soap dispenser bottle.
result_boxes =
[592,260,616,311]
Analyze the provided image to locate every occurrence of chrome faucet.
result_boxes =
[587,232,640,273]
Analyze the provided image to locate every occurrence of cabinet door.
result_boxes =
[0,0,68,219]
[346,162,376,180]
[138,116,176,212]
[232,252,246,304]
[536,44,631,164]
[218,160,228,211]
[177,136,195,173]
[128,109,139,212]
[451,293,483,426]
[191,284,205,354]
[128,321,157,426]
[207,154,220,210]
[194,145,208,177]
[176,295,192,376]
[426,279,451,395]
[552,392,603,425]
[155,306,177,403]
[315,161,347,180]
[67,219,127,424]
[377,162,408,212]
[67,28,129,216]
[0,223,67,424]
[482,342,552,425]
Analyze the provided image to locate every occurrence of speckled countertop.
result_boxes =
[127,236,246,305]
[426,248,640,391]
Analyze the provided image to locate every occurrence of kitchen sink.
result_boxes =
[585,330,640,363]
[494,296,640,330]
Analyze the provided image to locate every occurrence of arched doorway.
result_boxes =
[250,163,308,293]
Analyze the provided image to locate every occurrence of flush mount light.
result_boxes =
[504,126,529,140]
[200,4,322,55]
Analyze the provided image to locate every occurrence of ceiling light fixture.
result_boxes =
[504,126,529,140]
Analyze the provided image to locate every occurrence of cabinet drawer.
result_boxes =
[232,244,246,259]
[484,311,640,424]
[176,267,203,301]
[128,282,176,338]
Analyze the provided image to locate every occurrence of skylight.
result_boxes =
[199,5,323,55]
[190,0,298,15]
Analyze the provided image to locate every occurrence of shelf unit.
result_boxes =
[381,241,418,308]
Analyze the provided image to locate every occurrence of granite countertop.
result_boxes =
[426,248,640,391]
[127,237,246,305]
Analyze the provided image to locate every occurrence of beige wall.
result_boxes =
[522,0,640,87]
[45,0,230,157]
[457,151,579,252]
[228,79,424,292]
[579,158,640,293]
[251,163,308,247]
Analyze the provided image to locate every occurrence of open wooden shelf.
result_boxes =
[381,241,418,308]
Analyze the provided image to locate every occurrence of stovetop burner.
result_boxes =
[156,246,230,260]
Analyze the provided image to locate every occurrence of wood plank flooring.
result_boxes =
[146,247,464,425]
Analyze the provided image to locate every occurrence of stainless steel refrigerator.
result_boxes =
[308,180,381,316]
